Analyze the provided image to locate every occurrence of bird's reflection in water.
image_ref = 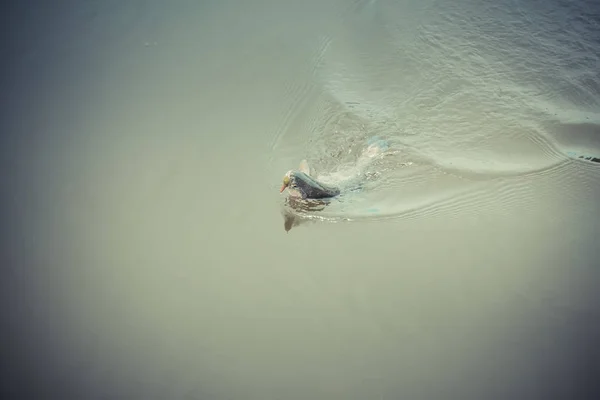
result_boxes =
[281,195,330,232]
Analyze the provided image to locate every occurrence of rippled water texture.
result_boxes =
[272,0,600,226]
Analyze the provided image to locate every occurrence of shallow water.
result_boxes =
[2,0,600,398]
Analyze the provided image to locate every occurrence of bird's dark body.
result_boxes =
[291,171,340,199]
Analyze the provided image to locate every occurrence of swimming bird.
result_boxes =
[279,136,389,200]
[279,163,341,199]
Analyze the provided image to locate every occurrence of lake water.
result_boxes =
[2,0,599,398]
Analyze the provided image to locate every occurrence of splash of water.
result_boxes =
[315,136,390,189]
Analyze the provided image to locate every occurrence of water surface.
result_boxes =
[2,0,599,398]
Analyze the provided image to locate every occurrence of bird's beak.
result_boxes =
[280,183,287,193]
